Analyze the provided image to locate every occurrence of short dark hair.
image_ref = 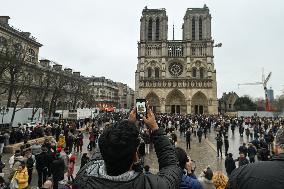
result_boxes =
[99,120,139,176]
[144,165,150,172]
[175,147,188,169]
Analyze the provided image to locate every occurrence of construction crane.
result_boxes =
[238,70,272,111]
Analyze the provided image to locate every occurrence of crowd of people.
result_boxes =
[0,110,283,189]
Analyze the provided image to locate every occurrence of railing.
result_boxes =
[167,40,185,57]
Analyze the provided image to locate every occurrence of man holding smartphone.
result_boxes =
[73,108,182,189]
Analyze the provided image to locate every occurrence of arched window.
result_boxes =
[200,67,204,79]
[147,67,152,78]
[192,17,195,40]
[156,18,160,40]
[148,18,153,41]
[199,17,202,40]
[0,36,7,47]
[27,48,36,63]
[192,67,197,77]
[155,67,159,78]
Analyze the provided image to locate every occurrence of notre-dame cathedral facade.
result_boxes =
[135,5,218,114]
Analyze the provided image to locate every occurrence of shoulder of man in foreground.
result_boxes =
[74,127,182,189]
[226,159,284,189]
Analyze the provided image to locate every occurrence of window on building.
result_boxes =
[155,67,159,78]
[199,17,202,40]
[27,48,36,63]
[0,36,7,47]
[192,67,197,77]
[192,47,196,55]
[147,67,152,77]
[148,18,153,41]
[192,17,195,40]
[156,18,160,40]
[200,67,204,79]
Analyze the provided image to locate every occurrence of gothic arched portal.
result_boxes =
[165,89,187,114]
[191,91,208,114]
[145,92,160,113]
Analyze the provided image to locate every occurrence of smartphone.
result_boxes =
[136,99,147,120]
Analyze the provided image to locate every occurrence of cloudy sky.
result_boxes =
[1,0,284,98]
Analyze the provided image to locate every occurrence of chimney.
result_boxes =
[73,72,81,77]
[39,59,50,67]
[21,32,31,38]
[53,64,62,71]
[64,68,72,74]
[0,16,10,25]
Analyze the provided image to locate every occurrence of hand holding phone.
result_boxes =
[136,99,147,121]
[143,109,158,131]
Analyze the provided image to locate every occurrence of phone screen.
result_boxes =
[136,99,146,120]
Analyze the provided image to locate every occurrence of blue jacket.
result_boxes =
[180,174,203,189]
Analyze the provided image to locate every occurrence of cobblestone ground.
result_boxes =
[0,126,247,188]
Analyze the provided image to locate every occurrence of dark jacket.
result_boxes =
[35,152,49,171]
[226,153,284,189]
[180,174,202,189]
[225,157,236,175]
[50,158,65,181]
[73,127,182,189]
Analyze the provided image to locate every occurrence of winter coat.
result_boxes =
[238,157,249,167]
[58,135,66,148]
[180,175,203,189]
[50,158,65,181]
[35,152,49,171]
[73,127,182,189]
[226,153,284,189]
[12,167,29,189]
[67,161,75,177]
[225,157,236,175]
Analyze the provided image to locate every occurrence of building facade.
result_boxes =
[135,5,218,114]
[88,77,134,111]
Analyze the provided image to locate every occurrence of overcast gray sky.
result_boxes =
[2,0,284,98]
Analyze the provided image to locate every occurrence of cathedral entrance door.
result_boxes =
[146,92,160,113]
[165,90,187,114]
[192,92,208,115]
[199,105,204,114]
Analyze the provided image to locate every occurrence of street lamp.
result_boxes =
[0,106,9,124]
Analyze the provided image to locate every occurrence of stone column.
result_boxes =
[160,97,166,113]
[187,99,192,114]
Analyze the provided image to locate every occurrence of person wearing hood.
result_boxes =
[12,162,29,189]
[73,108,182,189]
[198,167,215,189]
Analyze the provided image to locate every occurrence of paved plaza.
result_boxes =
[0,125,251,188]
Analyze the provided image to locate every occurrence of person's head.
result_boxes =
[144,165,150,172]
[228,153,233,158]
[15,150,21,157]
[212,171,228,189]
[243,143,246,146]
[239,152,245,158]
[98,120,139,176]
[203,167,213,180]
[274,127,284,155]
[175,147,188,169]
[18,162,26,171]
[82,153,88,158]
